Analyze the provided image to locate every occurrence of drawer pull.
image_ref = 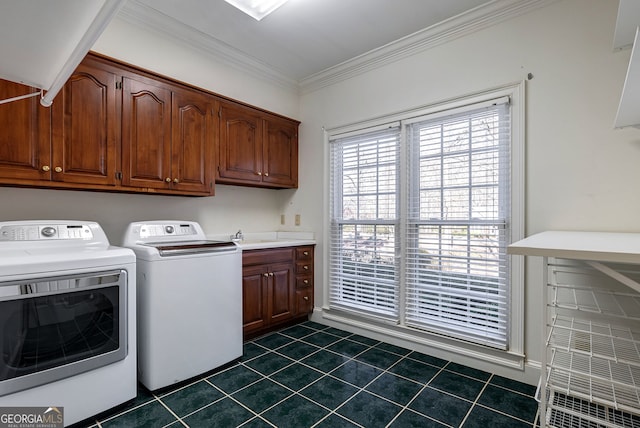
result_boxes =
[303,296,309,301]
[303,279,309,285]
[303,265,309,270]
[303,251,309,256]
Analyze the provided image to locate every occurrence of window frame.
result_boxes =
[324,82,525,365]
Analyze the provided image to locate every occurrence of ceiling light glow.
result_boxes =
[223,0,290,21]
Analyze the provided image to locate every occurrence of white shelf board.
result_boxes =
[615,27,640,129]
[614,0,640,50]
[508,231,640,264]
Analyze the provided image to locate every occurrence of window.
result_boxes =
[329,126,401,321]
[404,101,510,349]
[328,86,522,352]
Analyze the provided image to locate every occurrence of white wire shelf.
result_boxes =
[546,390,640,428]
[549,284,640,322]
[549,316,640,367]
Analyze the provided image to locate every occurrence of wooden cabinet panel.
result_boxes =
[171,89,214,194]
[121,76,172,189]
[0,80,50,180]
[296,288,313,315]
[242,265,268,332]
[218,103,263,184]
[242,245,314,338]
[269,262,295,323]
[51,61,118,185]
[263,117,298,188]
[217,101,298,189]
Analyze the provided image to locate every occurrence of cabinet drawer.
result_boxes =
[295,261,312,274]
[296,288,313,315]
[243,248,294,266]
[296,275,313,288]
[295,246,313,260]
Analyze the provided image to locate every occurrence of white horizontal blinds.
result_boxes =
[405,100,511,349]
[329,126,401,321]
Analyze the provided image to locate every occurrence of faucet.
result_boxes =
[231,229,243,241]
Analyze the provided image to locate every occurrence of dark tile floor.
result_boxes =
[78,321,539,427]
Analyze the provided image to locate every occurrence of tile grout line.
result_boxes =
[457,372,494,427]
[95,321,539,428]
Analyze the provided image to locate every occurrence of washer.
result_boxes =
[122,220,242,391]
[0,220,136,427]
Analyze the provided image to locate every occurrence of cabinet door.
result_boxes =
[262,117,298,188]
[218,102,263,184]
[51,61,118,185]
[242,265,268,334]
[268,262,295,324]
[171,89,214,195]
[121,76,172,189]
[0,79,51,181]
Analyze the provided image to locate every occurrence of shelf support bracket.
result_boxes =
[585,260,640,294]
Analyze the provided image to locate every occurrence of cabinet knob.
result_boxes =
[165,177,172,183]
[41,165,50,172]
[303,251,309,256]
[256,171,262,176]
[303,296,309,301]
[264,172,269,177]
[54,166,62,173]
[263,273,269,277]
[303,265,309,270]
[303,279,309,285]
[269,272,274,276]
[173,178,179,184]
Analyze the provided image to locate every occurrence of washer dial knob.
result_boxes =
[41,226,56,237]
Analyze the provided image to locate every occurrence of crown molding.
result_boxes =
[117,0,558,95]
[300,0,560,94]
[117,1,299,92]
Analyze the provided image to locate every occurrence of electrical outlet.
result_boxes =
[295,214,300,226]
[280,214,285,225]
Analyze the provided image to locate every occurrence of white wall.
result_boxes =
[0,16,304,244]
[299,0,639,384]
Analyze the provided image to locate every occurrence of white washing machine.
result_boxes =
[0,220,136,427]
[122,220,242,391]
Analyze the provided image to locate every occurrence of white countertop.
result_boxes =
[508,231,640,264]
[207,231,316,250]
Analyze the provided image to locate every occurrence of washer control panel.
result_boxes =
[0,224,94,241]
[138,223,197,239]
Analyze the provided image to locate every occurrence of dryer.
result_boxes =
[0,221,136,427]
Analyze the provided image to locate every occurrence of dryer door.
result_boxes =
[0,270,127,396]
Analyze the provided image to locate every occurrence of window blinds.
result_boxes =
[405,101,511,349]
[329,126,401,321]
[327,96,512,350]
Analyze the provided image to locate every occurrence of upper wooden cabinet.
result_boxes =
[218,101,299,189]
[0,52,297,195]
[51,58,119,186]
[0,59,118,187]
[0,81,50,182]
[121,74,215,195]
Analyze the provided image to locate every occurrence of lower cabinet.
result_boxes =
[242,245,314,338]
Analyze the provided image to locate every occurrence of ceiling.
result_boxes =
[126,0,492,83]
